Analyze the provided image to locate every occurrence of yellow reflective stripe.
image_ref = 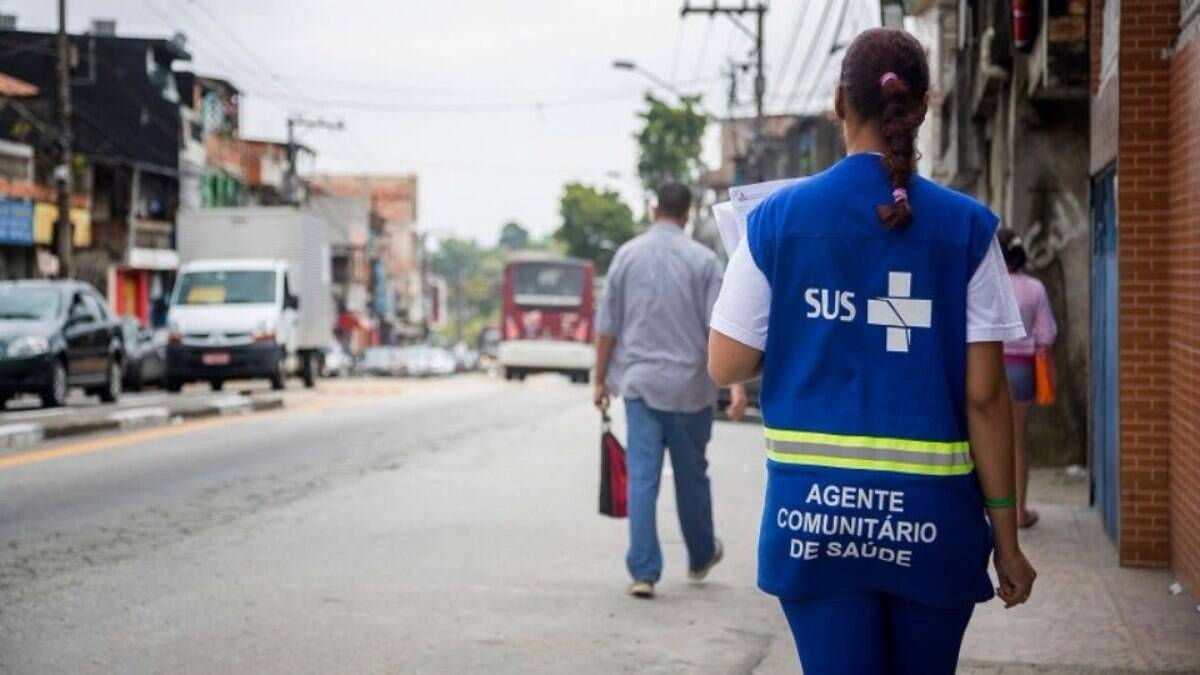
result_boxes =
[766,449,975,476]
[763,427,969,454]
[766,438,971,468]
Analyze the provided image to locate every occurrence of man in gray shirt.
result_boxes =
[594,182,747,599]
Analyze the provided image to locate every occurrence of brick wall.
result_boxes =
[1168,25,1200,592]
[1116,0,1177,567]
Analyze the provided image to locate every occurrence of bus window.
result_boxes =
[513,262,584,308]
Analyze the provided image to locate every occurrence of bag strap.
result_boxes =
[601,411,612,433]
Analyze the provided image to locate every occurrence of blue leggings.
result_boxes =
[779,592,974,675]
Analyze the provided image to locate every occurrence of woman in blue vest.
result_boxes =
[707,28,1037,674]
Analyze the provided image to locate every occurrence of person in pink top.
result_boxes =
[998,229,1057,528]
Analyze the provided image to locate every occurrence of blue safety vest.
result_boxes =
[747,153,998,608]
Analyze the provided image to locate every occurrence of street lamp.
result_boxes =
[612,59,692,101]
[612,59,717,119]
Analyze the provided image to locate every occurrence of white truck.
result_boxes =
[167,207,333,391]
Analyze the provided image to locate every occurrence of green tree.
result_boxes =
[634,93,708,194]
[428,237,484,341]
[554,183,637,274]
[498,221,530,250]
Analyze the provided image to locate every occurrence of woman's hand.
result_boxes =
[994,547,1036,608]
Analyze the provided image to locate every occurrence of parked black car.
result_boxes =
[120,318,166,391]
[0,280,125,408]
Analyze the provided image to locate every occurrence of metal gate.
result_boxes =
[1090,166,1120,540]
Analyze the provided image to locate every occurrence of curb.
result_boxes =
[0,394,286,452]
[0,423,44,450]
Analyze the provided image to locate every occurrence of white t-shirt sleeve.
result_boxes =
[710,238,770,351]
[967,237,1026,343]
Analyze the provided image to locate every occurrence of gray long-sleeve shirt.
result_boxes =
[596,222,723,413]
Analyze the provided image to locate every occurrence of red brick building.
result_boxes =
[1090,0,1200,592]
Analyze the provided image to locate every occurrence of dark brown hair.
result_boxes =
[997,228,1028,271]
[838,28,930,229]
[655,181,692,219]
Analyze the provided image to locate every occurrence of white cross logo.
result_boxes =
[866,272,932,353]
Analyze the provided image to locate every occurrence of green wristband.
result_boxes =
[984,494,1017,509]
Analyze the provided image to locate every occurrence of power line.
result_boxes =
[274,76,717,99]
[248,89,646,115]
[136,0,270,96]
[668,18,687,85]
[774,1,813,93]
[184,0,302,100]
[315,150,625,179]
[782,0,835,114]
[690,18,715,84]
[797,0,853,114]
[158,0,373,168]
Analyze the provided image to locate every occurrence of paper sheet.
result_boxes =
[711,201,739,255]
[712,177,803,255]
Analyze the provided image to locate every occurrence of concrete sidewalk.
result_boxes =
[752,469,1200,674]
[0,390,284,451]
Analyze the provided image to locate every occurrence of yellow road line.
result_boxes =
[0,400,333,471]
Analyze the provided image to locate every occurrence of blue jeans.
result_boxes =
[624,398,716,582]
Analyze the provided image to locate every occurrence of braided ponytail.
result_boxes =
[839,29,930,230]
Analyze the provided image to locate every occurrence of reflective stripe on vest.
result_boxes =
[764,428,975,477]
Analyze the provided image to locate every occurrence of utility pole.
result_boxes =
[54,0,73,278]
[681,1,768,180]
[285,115,343,205]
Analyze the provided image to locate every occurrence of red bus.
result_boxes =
[499,254,595,383]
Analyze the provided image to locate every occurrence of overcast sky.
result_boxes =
[3,0,879,244]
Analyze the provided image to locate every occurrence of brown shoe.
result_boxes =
[688,538,724,581]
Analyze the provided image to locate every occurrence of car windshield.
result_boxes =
[0,285,61,320]
[512,262,583,308]
[176,271,276,305]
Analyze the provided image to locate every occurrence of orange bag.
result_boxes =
[1035,350,1056,406]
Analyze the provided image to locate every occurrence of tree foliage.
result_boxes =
[427,221,554,343]
[634,93,708,194]
[428,237,485,340]
[498,221,531,250]
[553,183,637,274]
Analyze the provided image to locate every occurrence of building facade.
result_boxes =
[1088,0,1200,593]
[0,26,191,326]
[310,174,422,342]
[309,193,373,352]
[903,0,1091,466]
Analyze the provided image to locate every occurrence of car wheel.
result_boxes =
[165,377,183,393]
[127,366,144,392]
[301,353,317,388]
[269,352,286,390]
[99,359,122,403]
[210,379,224,392]
[40,359,68,408]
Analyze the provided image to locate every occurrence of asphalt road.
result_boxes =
[0,375,785,674]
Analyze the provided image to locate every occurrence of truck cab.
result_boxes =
[165,258,306,391]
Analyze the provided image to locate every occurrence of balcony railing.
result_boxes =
[132,218,173,250]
